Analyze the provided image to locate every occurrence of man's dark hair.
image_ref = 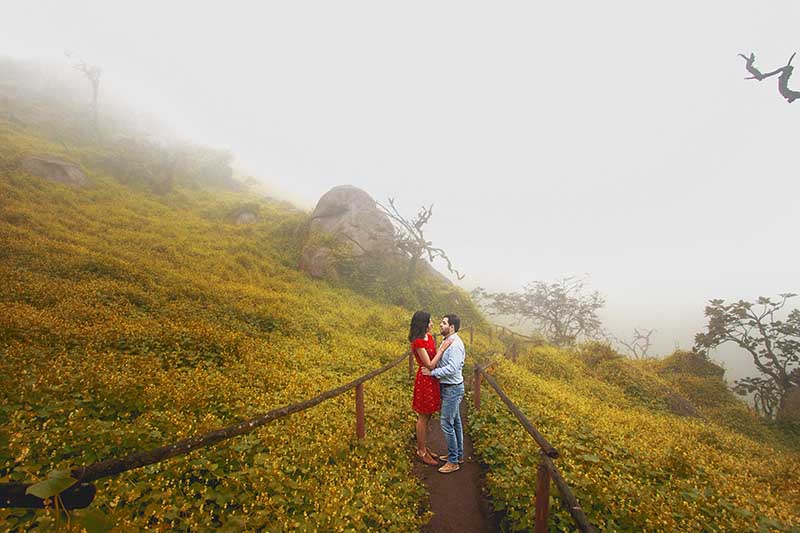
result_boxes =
[444,314,460,333]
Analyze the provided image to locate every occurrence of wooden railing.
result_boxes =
[4,321,595,533]
[473,361,596,533]
[0,352,409,510]
[7,322,498,511]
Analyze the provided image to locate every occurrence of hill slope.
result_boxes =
[469,344,800,532]
[2,112,799,532]
[0,118,496,530]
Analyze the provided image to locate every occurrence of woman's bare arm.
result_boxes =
[429,337,453,368]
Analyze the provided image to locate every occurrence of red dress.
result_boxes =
[412,334,441,414]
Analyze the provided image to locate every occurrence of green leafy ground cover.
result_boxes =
[0,119,493,530]
[2,113,798,532]
[469,346,800,532]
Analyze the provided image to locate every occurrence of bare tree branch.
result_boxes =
[65,51,103,130]
[613,328,656,360]
[739,51,800,103]
[376,198,464,283]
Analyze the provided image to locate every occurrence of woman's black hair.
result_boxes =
[408,310,431,343]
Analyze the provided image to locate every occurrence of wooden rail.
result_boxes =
[4,321,562,521]
[1,352,408,510]
[474,362,595,533]
[478,366,558,458]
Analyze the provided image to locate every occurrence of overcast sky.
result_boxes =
[3,1,798,381]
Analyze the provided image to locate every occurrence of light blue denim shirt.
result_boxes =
[431,333,465,384]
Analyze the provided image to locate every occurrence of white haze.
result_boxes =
[2,1,799,383]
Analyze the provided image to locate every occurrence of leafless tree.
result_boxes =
[738,52,799,103]
[66,52,102,131]
[376,198,464,285]
[613,328,656,360]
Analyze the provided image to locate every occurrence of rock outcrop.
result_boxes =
[21,155,88,187]
[667,393,700,418]
[299,185,396,279]
[234,211,257,225]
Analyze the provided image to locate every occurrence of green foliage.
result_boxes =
[25,470,76,499]
[0,120,435,530]
[330,241,486,328]
[656,350,725,378]
[694,294,800,419]
[470,351,800,532]
[474,276,605,346]
[516,345,579,382]
[574,340,623,367]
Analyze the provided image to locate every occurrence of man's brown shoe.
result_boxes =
[437,454,464,464]
[438,462,460,474]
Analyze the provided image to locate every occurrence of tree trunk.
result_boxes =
[90,80,100,134]
[406,253,420,286]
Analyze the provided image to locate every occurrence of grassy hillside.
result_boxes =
[0,118,496,531]
[2,87,799,532]
[469,344,800,532]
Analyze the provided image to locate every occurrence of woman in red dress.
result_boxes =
[409,310,452,466]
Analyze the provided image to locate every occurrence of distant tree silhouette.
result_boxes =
[613,328,656,360]
[473,276,605,346]
[376,198,464,285]
[739,52,800,103]
[694,294,800,418]
[66,52,102,131]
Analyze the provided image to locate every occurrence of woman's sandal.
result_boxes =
[416,449,440,466]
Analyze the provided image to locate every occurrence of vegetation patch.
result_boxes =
[470,352,800,532]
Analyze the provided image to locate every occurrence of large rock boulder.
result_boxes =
[777,386,800,424]
[299,185,396,279]
[21,155,88,187]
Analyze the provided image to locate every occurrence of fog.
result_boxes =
[3,1,799,382]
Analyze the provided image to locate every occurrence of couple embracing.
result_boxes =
[408,311,465,474]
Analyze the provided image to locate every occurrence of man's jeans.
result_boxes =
[439,382,464,464]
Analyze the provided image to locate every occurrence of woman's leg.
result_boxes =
[416,413,430,452]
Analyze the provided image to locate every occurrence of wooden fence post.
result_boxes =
[355,383,365,440]
[469,325,474,346]
[473,366,481,410]
[534,452,551,533]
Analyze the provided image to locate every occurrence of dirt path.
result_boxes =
[413,402,500,533]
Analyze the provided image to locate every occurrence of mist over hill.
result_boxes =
[1,52,798,531]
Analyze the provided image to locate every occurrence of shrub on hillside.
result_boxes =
[656,350,725,378]
[469,359,800,532]
[592,357,673,410]
[667,373,736,409]
[574,340,623,367]
[517,345,579,382]
[330,244,486,328]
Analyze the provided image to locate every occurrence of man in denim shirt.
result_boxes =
[422,314,465,473]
